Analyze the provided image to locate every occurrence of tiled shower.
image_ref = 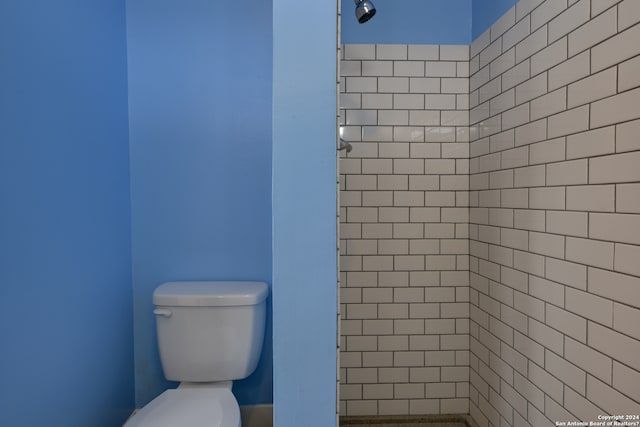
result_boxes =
[339,42,472,417]
[338,0,640,425]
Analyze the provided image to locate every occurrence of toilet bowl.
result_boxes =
[124,383,240,427]
[124,281,268,427]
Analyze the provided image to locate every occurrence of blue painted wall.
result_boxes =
[341,0,472,44]
[472,0,519,39]
[126,0,273,407]
[0,1,134,426]
[273,0,338,425]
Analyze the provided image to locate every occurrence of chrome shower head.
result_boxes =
[355,0,376,24]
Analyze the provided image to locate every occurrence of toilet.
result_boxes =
[124,281,269,427]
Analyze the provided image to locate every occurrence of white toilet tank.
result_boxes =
[153,281,268,383]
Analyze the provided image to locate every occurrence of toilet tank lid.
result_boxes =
[153,281,268,307]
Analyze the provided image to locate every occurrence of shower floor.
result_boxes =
[340,415,475,427]
[341,423,465,427]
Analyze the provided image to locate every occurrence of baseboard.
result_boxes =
[240,404,273,427]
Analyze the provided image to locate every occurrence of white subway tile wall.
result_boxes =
[340,43,471,416]
[339,0,640,422]
[468,0,640,426]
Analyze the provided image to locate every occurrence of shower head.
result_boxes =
[355,0,376,24]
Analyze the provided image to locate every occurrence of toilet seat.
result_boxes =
[124,387,240,427]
